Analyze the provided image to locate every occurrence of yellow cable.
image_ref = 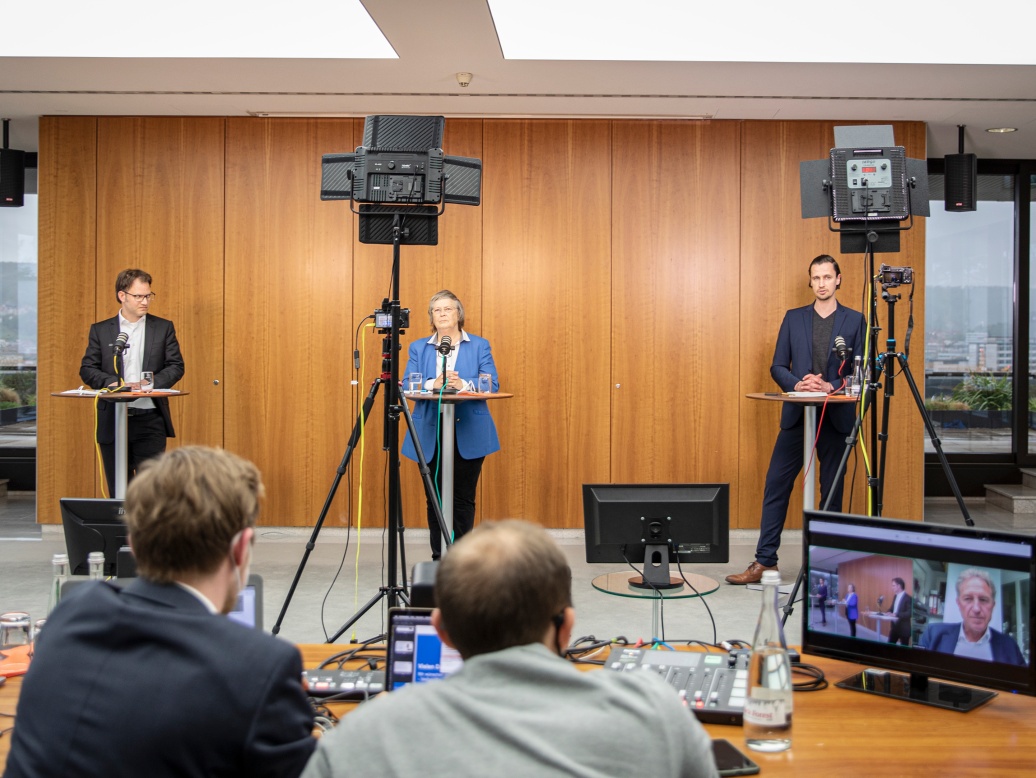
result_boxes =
[350,323,375,642]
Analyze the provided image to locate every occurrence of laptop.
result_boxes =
[385,607,463,690]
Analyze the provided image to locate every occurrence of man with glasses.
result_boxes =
[80,268,185,496]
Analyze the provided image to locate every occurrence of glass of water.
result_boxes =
[140,371,154,392]
[407,372,424,393]
[478,373,493,393]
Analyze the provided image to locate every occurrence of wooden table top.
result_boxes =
[4,644,1035,776]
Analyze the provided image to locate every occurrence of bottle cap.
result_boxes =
[52,553,69,564]
[88,551,105,562]
[761,570,781,585]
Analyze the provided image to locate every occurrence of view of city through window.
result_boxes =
[0,195,37,441]
[924,174,1017,454]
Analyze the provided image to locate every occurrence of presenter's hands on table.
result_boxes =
[434,371,465,392]
[794,373,834,394]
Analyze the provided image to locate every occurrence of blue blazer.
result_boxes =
[845,592,858,620]
[401,333,501,462]
[771,301,865,434]
[918,621,1026,666]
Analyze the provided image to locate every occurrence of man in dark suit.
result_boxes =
[80,268,185,496]
[886,576,913,645]
[727,255,865,584]
[918,568,1026,665]
[4,447,316,778]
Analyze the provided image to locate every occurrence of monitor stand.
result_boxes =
[628,544,682,590]
[837,668,997,712]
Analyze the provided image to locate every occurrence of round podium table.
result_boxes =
[591,571,719,641]
[402,391,512,548]
[746,392,858,512]
[53,389,189,498]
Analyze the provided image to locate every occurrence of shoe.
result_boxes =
[725,561,779,585]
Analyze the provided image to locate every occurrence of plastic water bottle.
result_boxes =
[47,553,70,615]
[744,569,793,752]
[849,355,863,398]
[88,551,106,580]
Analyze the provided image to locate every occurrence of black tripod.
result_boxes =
[272,215,450,640]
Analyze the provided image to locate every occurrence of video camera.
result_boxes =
[879,264,914,287]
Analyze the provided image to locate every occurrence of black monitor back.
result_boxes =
[59,498,129,576]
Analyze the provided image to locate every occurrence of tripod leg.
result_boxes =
[896,355,974,527]
[876,367,893,516]
[781,565,807,627]
[399,395,451,552]
[272,379,381,635]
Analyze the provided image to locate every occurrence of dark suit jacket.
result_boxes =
[79,314,185,443]
[770,301,865,434]
[4,579,315,778]
[401,333,501,461]
[918,621,1027,666]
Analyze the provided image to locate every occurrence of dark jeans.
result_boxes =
[423,438,485,559]
[99,412,167,497]
[755,420,847,568]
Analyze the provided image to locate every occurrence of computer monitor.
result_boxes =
[803,510,1036,711]
[59,498,129,577]
[582,484,729,589]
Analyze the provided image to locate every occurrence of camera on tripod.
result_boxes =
[879,264,913,287]
[374,306,410,333]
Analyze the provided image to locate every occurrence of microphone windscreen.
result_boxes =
[115,332,129,351]
[437,335,452,356]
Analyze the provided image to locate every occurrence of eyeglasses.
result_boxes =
[123,292,156,302]
[432,306,455,315]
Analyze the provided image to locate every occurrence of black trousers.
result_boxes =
[423,437,485,559]
[99,412,167,497]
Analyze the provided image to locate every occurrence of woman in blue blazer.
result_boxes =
[402,290,500,559]
[843,583,859,637]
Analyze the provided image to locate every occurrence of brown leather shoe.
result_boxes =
[725,561,779,585]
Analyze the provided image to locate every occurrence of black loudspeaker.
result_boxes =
[944,153,977,212]
[0,148,26,207]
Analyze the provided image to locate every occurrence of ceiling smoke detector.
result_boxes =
[456,72,473,88]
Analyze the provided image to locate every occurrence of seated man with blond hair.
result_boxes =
[302,519,718,778]
[6,446,316,778]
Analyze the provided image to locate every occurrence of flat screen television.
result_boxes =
[582,484,729,589]
[803,510,1035,711]
[59,498,129,577]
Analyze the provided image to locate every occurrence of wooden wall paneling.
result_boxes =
[836,555,916,628]
[610,120,742,493]
[37,117,98,522]
[738,121,926,537]
[224,118,355,525]
[482,120,612,529]
[96,117,226,468]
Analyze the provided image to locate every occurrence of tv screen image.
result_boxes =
[803,510,1035,711]
[582,484,729,589]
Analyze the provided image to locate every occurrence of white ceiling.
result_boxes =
[2,0,1034,160]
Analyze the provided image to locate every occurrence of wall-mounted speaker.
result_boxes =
[944,153,977,212]
[0,148,26,208]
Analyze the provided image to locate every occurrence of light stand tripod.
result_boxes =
[272,213,450,640]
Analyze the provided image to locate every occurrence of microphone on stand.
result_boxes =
[832,336,851,361]
[437,335,458,393]
[113,332,130,355]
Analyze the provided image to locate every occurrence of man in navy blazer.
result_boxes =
[918,568,1026,666]
[402,290,501,558]
[80,268,185,496]
[728,255,865,584]
[5,447,316,778]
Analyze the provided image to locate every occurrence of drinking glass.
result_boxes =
[0,611,31,648]
[477,373,493,393]
[140,371,154,392]
[407,372,424,393]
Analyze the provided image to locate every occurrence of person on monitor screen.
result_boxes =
[918,568,1025,666]
[842,582,859,637]
[79,268,185,497]
[726,254,865,585]
[880,576,913,645]
[402,289,500,560]
[5,447,316,778]
[815,578,829,625]
[300,519,719,778]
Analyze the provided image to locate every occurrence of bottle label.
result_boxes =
[744,692,791,726]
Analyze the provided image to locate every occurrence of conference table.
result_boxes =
[4,644,1036,775]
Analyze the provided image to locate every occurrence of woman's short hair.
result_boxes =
[427,290,465,331]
